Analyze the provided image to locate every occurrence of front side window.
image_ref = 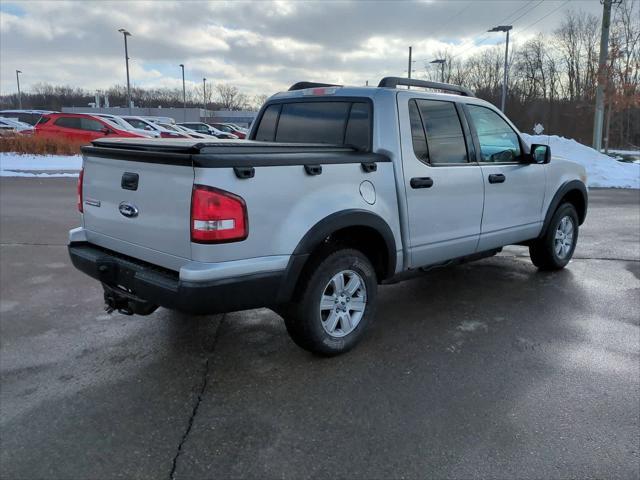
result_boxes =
[414,99,468,164]
[467,105,521,162]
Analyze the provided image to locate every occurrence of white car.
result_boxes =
[0,117,35,135]
[92,114,158,138]
[166,123,216,139]
[121,116,187,139]
[141,116,176,125]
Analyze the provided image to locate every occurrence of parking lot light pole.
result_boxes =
[118,28,132,114]
[430,59,446,83]
[488,25,512,112]
[15,70,22,109]
[202,77,207,117]
[179,64,186,121]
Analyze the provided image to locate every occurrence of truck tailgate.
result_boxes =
[81,148,194,261]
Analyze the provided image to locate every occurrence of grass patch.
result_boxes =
[0,135,84,155]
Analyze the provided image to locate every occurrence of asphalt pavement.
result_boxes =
[1,178,638,480]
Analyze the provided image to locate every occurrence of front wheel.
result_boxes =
[530,203,579,270]
[282,249,377,356]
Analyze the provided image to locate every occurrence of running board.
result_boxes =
[382,248,501,285]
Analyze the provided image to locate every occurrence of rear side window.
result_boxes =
[413,99,468,164]
[254,104,280,141]
[36,117,51,125]
[254,101,372,150]
[18,113,37,125]
[344,103,371,151]
[408,100,428,162]
[80,118,104,131]
[54,117,82,129]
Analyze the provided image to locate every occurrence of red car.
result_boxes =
[211,123,246,139]
[36,113,146,143]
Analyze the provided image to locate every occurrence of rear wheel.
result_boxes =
[283,249,377,356]
[530,203,579,270]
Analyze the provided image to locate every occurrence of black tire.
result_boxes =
[282,248,377,356]
[530,203,579,270]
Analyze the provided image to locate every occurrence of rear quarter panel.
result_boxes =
[192,161,402,268]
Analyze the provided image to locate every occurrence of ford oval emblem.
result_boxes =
[118,201,139,218]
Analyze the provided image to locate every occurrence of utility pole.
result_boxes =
[408,46,413,80]
[592,0,615,151]
[202,78,207,117]
[488,25,512,112]
[15,70,22,109]
[118,29,132,114]
[179,64,186,122]
[430,59,446,83]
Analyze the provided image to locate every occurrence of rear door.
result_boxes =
[397,92,485,267]
[464,104,546,250]
[82,147,194,262]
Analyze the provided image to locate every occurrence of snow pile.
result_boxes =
[0,153,82,177]
[522,134,640,189]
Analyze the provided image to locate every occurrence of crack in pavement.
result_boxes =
[169,313,225,480]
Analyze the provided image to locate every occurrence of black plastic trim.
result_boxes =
[291,209,397,280]
[540,180,588,235]
[304,164,322,176]
[82,146,193,165]
[68,243,284,315]
[193,151,390,168]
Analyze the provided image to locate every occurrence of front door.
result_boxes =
[463,104,546,251]
[397,93,485,268]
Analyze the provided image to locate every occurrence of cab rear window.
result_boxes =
[254,101,372,151]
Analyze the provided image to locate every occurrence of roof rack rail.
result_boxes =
[288,81,342,91]
[377,77,474,97]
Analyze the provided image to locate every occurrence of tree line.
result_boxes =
[1,3,637,148]
[424,3,639,148]
[0,82,268,113]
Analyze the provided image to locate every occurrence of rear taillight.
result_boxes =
[77,168,84,213]
[191,185,248,243]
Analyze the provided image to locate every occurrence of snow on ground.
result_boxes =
[1,137,639,188]
[0,153,82,177]
[522,134,639,189]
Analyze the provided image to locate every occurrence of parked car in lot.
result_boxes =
[92,113,158,138]
[69,77,588,356]
[162,123,215,139]
[211,123,246,139]
[177,122,238,139]
[0,117,35,135]
[0,109,56,126]
[121,116,188,138]
[141,116,176,125]
[36,113,146,143]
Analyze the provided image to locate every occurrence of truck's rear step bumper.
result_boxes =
[69,243,284,315]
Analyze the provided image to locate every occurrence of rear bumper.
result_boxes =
[68,242,286,315]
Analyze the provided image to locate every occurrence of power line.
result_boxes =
[509,0,546,25]
[449,0,547,60]
[517,0,571,35]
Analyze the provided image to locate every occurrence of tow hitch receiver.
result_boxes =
[103,284,158,316]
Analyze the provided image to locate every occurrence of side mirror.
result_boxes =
[530,144,551,164]
[100,127,111,135]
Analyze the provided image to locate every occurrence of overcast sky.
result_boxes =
[0,0,604,97]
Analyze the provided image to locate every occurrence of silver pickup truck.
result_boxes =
[69,77,588,356]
